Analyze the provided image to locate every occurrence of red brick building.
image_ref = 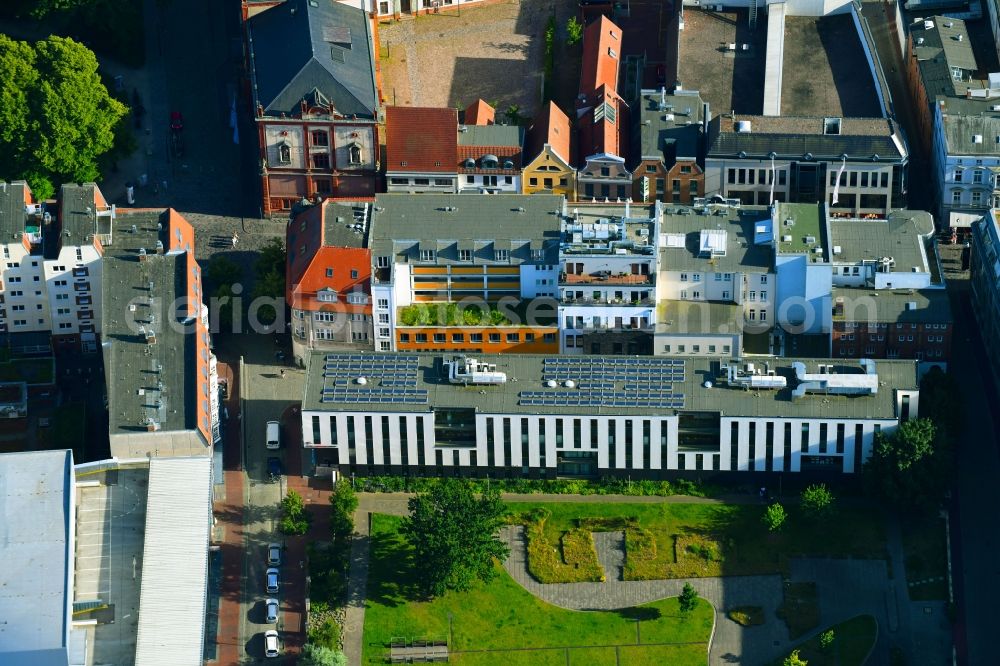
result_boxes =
[831,288,952,362]
[245,0,381,215]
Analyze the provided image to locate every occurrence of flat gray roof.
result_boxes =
[0,181,29,239]
[781,15,882,118]
[0,450,72,665]
[633,91,705,164]
[303,351,916,420]
[656,300,743,333]
[102,211,196,435]
[659,207,773,272]
[677,8,768,115]
[370,193,563,264]
[912,16,981,100]
[829,210,934,271]
[940,111,1000,155]
[833,287,953,323]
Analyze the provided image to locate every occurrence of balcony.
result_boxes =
[560,271,654,286]
[561,295,656,306]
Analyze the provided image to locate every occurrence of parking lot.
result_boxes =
[378,0,578,116]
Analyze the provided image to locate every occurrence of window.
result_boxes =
[955,168,963,182]
[377,298,389,309]
[399,333,410,343]
[349,143,362,165]
[749,309,756,321]
[952,66,963,80]
[506,333,519,342]
[458,249,473,262]
[471,333,483,343]
[378,327,389,338]
[760,311,767,321]
[973,191,983,206]
[722,290,730,299]
[414,178,430,185]
[433,334,446,343]
[690,180,699,194]
[350,269,359,279]
[525,332,535,341]
[415,334,428,343]
[529,177,538,186]
[317,291,336,302]
[451,333,464,343]
[494,249,509,262]
[692,274,701,282]
[277,143,291,164]
[489,333,501,343]
[313,153,330,169]
[600,167,610,177]
[760,290,767,301]
[419,249,436,262]
[311,130,328,146]
[378,313,389,324]
[434,178,451,186]
[952,190,962,204]
[672,179,681,193]
[325,268,333,278]
[314,312,336,322]
[974,169,984,184]
[680,273,688,282]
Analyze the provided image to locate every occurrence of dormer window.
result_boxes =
[317,289,337,303]
[277,142,291,164]
[419,249,436,262]
[349,142,363,165]
[481,154,499,169]
[463,158,476,168]
[502,159,514,169]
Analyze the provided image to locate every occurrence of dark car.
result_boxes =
[267,457,282,481]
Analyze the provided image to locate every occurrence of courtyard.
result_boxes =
[377,0,579,116]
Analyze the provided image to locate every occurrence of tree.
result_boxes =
[678,582,698,613]
[819,629,835,651]
[0,35,127,199]
[783,650,808,666]
[566,16,584,45]
[300,644,347,666]
[402,479,510,598]
[865,418,948,510]
[763,502,787,531]
[252,238,286,325]
[800,484,834,519]
[330,479,357,540]
[505,104,521,125]
[279,489,311,536]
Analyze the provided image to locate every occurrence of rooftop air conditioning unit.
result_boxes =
[782,234,792,242]
[833,245,842,255]
[805,235,817,244]
[727,43,737,51]
[974,134,984,144]
[813,247,823,254]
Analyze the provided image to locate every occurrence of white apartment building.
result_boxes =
[0,182,106,352]
[558,203,660,354]
[302,352,920,476]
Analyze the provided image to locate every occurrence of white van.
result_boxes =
[265,421,280,450]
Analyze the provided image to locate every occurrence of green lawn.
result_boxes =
[772,615,878,666]
[901,514,949,601]
[363,514,714,666]
[508,502,887,581]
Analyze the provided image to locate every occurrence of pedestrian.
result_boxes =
[280,369,286,379]
[231,234,237,249]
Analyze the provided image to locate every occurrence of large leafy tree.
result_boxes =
[252,238,287,325]
[865,418,948,511]
[0,35,126,199]
[402,480,510,598]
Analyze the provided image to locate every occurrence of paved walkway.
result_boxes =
[500,526,788,665]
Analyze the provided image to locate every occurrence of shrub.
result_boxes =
[819,628,835,651]
[763,502,787,532]
[307,617,341,649]
[576,516,638,530]
[727,606,765,626]
[801,484,835,518]
[686,543,717,562]
[566,16,583,45]
[279,490,311,536]
[351,475,713,498]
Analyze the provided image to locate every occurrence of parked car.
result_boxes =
[266,420,281,450]
[267,457,282,481]
[267,542,281,566]
[266,567,279,594]
[264,630,279,657]
[265,598,279,624]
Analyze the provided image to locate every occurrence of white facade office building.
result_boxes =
[301,351,919,477]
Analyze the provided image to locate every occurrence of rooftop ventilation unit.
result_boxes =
[805,235,817,244]
[735,120,752,133]
[445,356,507,385]
[974,134,984,143]
[782,234,793,242]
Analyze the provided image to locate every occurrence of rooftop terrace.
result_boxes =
[775,202,826,255]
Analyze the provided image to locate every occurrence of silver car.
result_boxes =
[264,630,279,657]
[265,598,279,624]
[267,543,281,566]
[265,567,279,594]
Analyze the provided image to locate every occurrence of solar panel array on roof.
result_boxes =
[520,357,686,408]
[320,354,427,404]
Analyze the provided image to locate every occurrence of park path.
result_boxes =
[501,526,788,665]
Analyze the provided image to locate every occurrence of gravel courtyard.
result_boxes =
[378,0,577,117]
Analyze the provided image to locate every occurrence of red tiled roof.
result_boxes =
[526,101,572,164]
[577,86,628,162]
[464,99,495,125]
[457,144,521,172]
[286,202,371,311]
[579,15,622,99]
[385,106,458,173]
